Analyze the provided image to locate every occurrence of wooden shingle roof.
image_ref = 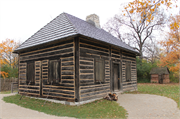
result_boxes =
[150,67,170,75]
[14,13,139,55]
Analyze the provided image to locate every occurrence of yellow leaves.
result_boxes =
[0,71,8,79]
[140,2,144,6]
[170,22,179,30]
[157,2,161,6]
[0,39,19,67]
[151,8,155,12]
[129,9,134,14]
[159,14,180,73]
[124,0,176,16]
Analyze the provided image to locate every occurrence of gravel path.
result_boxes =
[0,93,75,119]
[1,93,180,119]
[117,93,180,119]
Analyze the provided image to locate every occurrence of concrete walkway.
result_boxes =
[117,93,180,119]
[0,93,75,119]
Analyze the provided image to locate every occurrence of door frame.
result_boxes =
[112,62,122,91]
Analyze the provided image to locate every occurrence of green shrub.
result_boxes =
[169,72,179,83]
[1,64,18,78]
[136,57,158,83]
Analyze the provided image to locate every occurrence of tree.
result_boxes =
[159,14,180,72]
[0,71,8,79]
[104,0,178,61]
[143,39,161,64]
[136,57,158,82]
[0,39,19,78]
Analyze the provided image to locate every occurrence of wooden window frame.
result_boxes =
[94,58,105,83]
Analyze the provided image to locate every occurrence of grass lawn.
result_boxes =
[0,90,18,94]
[126,83,180,109]
[0,90,12,94]
[3,94,127,118]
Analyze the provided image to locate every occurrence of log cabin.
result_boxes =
[13,13,140,102]
[150,67,170,84]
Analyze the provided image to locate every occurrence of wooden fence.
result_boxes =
[0,78,18,92]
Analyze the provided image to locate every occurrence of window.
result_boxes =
[95,59,105,82]
[48,60,60,84]
[126,61,131,81]
[27,61,35,84]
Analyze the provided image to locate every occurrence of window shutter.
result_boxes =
[95,59,105,82]
[126,62,131,81]
[48,60,60,84]
[35,61,41,85]
[42,60,49,84]
[19,62,27,84]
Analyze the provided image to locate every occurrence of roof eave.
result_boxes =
[13,34,79,54]
[79,34,140,56]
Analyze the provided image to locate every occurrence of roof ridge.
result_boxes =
[14,12,139,55]
[64,13,138,54]
[63,12,79,34]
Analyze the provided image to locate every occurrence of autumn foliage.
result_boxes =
[159,14,180,72]
[0,39,19,78]
[124,0,177,22]
[0,71,8,79]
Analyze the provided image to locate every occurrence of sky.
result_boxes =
[0,0,133,43]
[0,0,179,44]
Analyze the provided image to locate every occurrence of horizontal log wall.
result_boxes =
[18,36,138,101]
[79,37,110,101]
[111,49,121,61]
[19,39,75,100]
[19,63,26,84]
[122,51,137,91]
[42,40,75,101]
[19,39,74,62]
[19,62,41,96]
[79,57,94,85]
[19,85,40,96]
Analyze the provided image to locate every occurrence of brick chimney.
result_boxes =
[86,14,100,28]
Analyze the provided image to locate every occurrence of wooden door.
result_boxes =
[113,64,119,91]
[159,74,163,84]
